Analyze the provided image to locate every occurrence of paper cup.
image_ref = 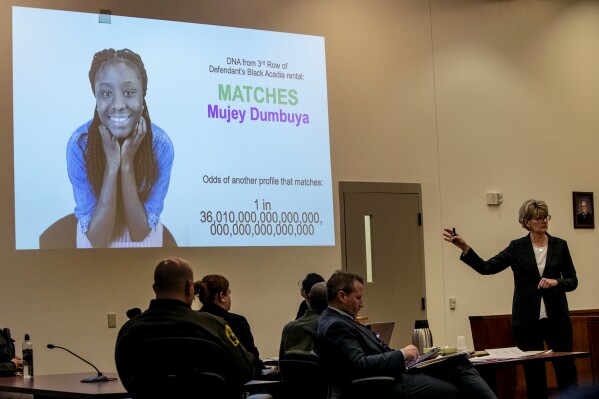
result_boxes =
[457,336,467,352]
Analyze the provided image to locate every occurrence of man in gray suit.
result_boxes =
[317,270,497,399]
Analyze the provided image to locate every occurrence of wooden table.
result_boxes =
[0,372,280,399]
[469,311,599,397]
[472,351,590,395]
[0,373,127,399]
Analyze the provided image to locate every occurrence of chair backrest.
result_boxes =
[162,225,177,247]
[39,213,78,249]
[301,326,336,375]
[127,336,236,399]
[279,352,329,399]
[129,371,226,399]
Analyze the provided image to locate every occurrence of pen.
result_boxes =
[452,227,457,237]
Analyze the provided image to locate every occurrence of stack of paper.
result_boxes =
[470,347,552,363]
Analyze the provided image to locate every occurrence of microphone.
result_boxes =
[47,344,109,383]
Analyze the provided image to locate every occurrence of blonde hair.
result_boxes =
[518,199,549,231]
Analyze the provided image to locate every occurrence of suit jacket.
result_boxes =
[461,233,577,328]
[577,212,593,225]
[317,307,405,383]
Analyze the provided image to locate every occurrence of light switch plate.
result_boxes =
[449,297,456,309]
[108,313,117,328]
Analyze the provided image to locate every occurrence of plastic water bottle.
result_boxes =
[22,334,33,378]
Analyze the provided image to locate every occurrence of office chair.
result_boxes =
[279,351,330,399]
[302,326,397,399]
[162,225,177,247]
[129,370,226,399]
[126,336,270,399]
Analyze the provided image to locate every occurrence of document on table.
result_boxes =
[470,347,552,363]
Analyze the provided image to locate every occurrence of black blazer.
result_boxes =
[200,303,266,374]
[317,307,405,383]
[461,234,578,329]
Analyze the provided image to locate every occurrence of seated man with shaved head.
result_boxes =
[115,257,255,392]
[279,281,328,360]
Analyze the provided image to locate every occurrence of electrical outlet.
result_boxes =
[108,313,117,328]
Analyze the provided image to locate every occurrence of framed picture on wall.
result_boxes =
[573,192,594,229]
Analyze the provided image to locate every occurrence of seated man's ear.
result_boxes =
[185,280,195,297]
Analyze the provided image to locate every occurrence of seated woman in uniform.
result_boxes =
[195,275,269,378]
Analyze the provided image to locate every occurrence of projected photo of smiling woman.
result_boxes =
[66,48,174,248]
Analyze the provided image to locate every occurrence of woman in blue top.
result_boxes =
[67,48,174,248]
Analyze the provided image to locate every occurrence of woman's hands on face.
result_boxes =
[121,116,147,165]
[99,124,121,173]
[99,117,147,171]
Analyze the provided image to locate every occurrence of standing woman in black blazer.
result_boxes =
[443,199,578,399]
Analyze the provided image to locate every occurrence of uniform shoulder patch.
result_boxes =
[225,324,240,346]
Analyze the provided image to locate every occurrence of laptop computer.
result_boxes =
[367,321,395,345]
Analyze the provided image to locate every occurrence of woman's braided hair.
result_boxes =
[84,48,156,202]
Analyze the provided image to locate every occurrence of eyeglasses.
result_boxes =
[531,215,551,222]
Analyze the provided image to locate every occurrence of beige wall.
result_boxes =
[1,0,598,374]
[433,0,599,346]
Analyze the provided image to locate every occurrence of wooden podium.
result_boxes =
[469,309,599,399]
